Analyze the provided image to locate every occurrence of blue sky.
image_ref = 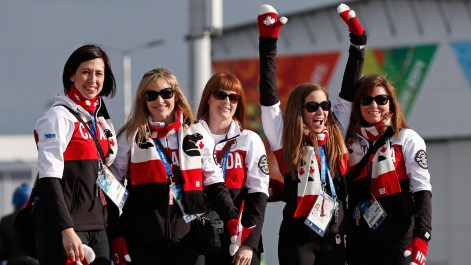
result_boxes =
[0,0,335,134]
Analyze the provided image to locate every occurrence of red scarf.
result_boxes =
[294,127,339,218]
[148,109,183,138]
[66,85,99,113]
[348,117,401,198]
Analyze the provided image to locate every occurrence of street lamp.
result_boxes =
[121,39,165,121]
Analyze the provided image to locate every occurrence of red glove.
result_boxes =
[403,237,428,265]
[258,4,288,38]
[112,237,132,265]
[65,244,95,265]
[226,201,256,256]
[337,3,364,36]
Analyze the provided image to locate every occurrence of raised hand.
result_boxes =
[258,4,288,39]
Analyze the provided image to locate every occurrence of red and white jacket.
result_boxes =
[199,119,269,250]
[34,95,117,231]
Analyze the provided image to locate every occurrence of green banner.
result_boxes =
[364,45,437,116]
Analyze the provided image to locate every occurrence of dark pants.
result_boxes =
[346,232,411,265]
[278,233,346,265]
[35,228,109,265]
[127,239,204,265]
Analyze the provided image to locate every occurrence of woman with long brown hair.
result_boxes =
[257,4,366,264]
[344,74,432,265]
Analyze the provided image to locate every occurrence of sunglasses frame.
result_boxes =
[303,100,331,113]
[144,88,174,101]
[360,94,389,106]
[212,90,241,104]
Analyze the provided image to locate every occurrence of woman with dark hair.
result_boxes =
[344,74,432,265]
[197,72,269,265]
[33,44,117,264]
[257,4,366,264]
[109,68,239,265]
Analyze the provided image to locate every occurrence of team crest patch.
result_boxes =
[258,155,269,175]
[414,149,428,169]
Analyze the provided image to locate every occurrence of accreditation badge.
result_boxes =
[358,195,387,231]
[98,167,128,212]
[304,191,337,237]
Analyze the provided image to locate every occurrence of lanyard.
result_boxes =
[221,148,231,180]
[153,138,174,179]
[89,115,97,136]
[319,146,337,198]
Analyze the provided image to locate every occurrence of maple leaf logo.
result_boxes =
[199,141,204,149]
[298,168,305,175]
[263,15,275,26]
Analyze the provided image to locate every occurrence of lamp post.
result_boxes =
[121,39,165,121]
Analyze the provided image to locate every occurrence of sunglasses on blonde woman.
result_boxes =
[144,88,174,101]
[212,90,241,104]
[303,100,331,112]
[360,94,389,106]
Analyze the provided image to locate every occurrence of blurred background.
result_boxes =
[1,0,471,264]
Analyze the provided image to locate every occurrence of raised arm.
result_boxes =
[258,4,287,167]
[333,3,367,134]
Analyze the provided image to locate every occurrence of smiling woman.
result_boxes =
[33,44,117,264]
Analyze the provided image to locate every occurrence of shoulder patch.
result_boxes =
[258,155,270,175]
[414,149,428,169]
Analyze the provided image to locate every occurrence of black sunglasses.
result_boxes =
[212,90,241,104]
[144,88,174,101]
[360,94,389,106]
[303,100,331,112]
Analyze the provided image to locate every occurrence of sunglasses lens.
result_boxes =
[144,90,158,101]
[145,88,174,101]
[212,90,226,100]
[375,95,389,105]
[360,96,372,106]
[160,88,174,99]
[360,95,389,106]
[213,90,240,103]
[320,100,331,111]
[304,101,331,112]
[227,94,241,103]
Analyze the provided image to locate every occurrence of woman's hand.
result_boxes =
[62,227,84,262]
[232,245,253,265]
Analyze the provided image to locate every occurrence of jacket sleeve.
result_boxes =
[204,183,238,221]
[333,45,365,136]
[241,192,268,251]
[412,190,432,242]
[37,177,74,230]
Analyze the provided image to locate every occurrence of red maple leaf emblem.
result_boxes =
[348,138,355,146]
[110,139,115,146]
[310,167,315,174]
[298,168,305,175]
[380,146,386,153]
[199,141,204,149]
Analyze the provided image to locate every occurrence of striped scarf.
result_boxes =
[293,128,348,218]
[347,117,402,198]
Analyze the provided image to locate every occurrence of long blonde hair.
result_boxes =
[282,83,347,180]
[118,68,194,142]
